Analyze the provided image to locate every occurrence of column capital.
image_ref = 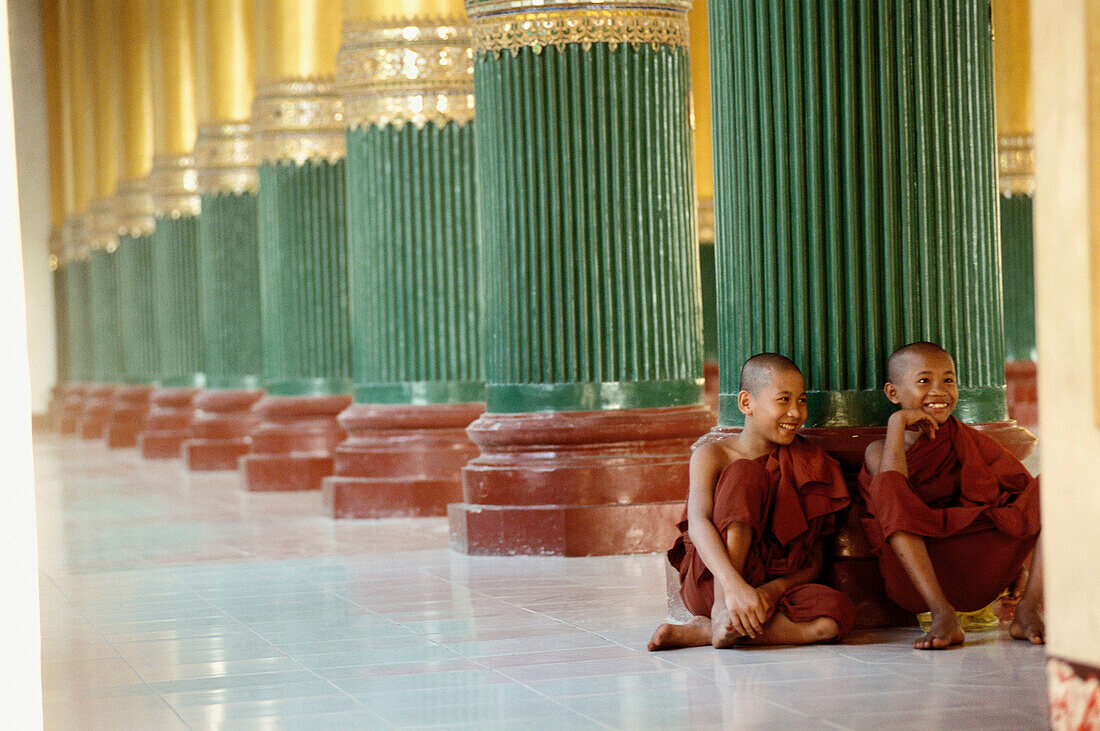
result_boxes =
[195,122,258,195]
[149,155,200,219]
[252,78,346,165]
[338,17,474,130]
[466,0,691,56]
[116,180,155,238]
[998,133,1034,196]
[86,199,120,253]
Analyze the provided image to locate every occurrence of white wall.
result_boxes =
[1032,0,1100,668]
[9,0,53,415]
[0,0,43,724]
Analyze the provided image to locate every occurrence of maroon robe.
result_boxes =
[669,436,856,637]
[858,417,1041,612]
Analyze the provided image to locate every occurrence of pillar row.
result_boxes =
[322,0,485,519]
[448,0,714,556]
[79,201,123,440]
[706,0,1035,626]
[58,218,92,433]
[241,0,352,493]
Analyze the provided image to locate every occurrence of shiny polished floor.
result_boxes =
[37,434,1049,729]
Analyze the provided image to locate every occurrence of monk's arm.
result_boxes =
[871,409,936,476]
[685,443,744,593]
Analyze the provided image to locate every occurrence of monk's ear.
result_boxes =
[883,382,900,404]
[737,390,752,415]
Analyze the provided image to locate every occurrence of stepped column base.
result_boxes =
[105,385,155,448]
[322,403,484,519]
[241,395,352,491]
[695,421,1037,629]
[138,388,201,459]
[448,405,715,557]
[183,390,264,471]
[1005,360,1039,427]
[78,385,117,440]
[46,385,67,431]
[57,383,90,434]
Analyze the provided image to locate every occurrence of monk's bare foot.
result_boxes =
[1009,601,1045,645]
[710,598,739,649]
[914,609,965,650]
[648,616,711,651]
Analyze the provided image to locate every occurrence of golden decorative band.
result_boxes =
[49,228,63,271]
[338,18,474,129]
[997,133,1034,196]
[62,216,89,263]
[149,155,201,219]
[466,0,691,56]
[86,199,120,253]
[697,195,713,245]
[196,122,259,195]
[252,78,346,165]
[116,180,157,238]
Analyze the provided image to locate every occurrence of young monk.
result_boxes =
[648,354,856,651]
[861,341,1044,650]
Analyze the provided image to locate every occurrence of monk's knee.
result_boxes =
[810,617,841,642]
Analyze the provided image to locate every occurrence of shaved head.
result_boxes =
[887,341,953,382]
[739,353,802,395]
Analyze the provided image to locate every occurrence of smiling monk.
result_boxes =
[648,354,855,651]
[860,342,1044,650]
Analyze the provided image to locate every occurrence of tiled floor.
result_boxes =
[37,435,1050,729]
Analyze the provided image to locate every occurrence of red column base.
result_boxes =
[105,385,154,448]
[448,405,716,556]
[46,385,67,431]
[321,402,484,519]
[138,388,200,459]
[78,385,116,440]
[241,394,351,491]
[697,420,1037,628]
[57,384,89,434]
[1006,360,1039,427]
[183,389,264,471]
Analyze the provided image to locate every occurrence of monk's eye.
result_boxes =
[918,378,930,383]
[798,397,807,404]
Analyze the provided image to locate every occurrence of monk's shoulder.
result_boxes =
[691,439,736,472]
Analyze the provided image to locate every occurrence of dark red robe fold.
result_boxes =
[858,417,1041,612]
[668,436,856,636]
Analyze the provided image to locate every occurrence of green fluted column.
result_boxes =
[52,264,71,384]
[345,124,481,403]
[64,254,93,383]
[198,191,262,389]
[699,242,718,363]
[151,214,204,387]
[1000,193,1035,362]
[469,0,704,413]
[257,159,350,395]
[712,0,1006,427]
[88,248,121,383]
[116,233,160,383]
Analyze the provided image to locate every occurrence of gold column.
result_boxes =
[117,0,156,238]
[61,0,96,261]
[194,0,258,195]
[149,0,199,218]
[89,0,123,252]
[688,0,713,243]
[44,0,64,269]
[993,0,1033,196]
[338,0,473,131]
[253,0,345,166]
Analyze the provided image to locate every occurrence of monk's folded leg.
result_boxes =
[739,584,856,645]
[878,527,1037,613]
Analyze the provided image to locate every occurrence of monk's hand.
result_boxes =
[754,581,783,621]
[724,583,771,639]
[889,408,938,440]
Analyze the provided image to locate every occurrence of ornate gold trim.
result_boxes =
[61,216,89,263]
[697,195,714,245]
[195,122,259,195]
[86,199,120,253]
[48,228,62,271]
[116,180,157,238]
[466,1,691,56]
[338,17,474,129]
[998,133,1034,196]
[149,155,201,219]
[252,77,346,165]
